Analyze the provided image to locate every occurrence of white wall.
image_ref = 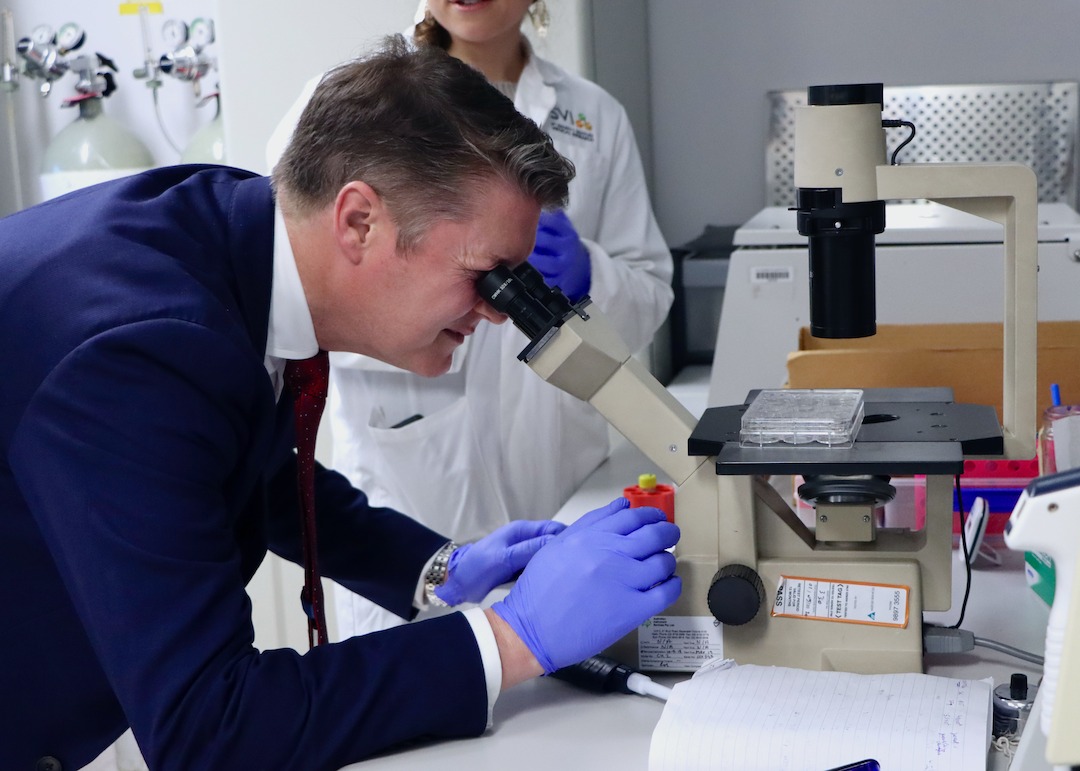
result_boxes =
[645,0,1080,246]
[216,0,591,175]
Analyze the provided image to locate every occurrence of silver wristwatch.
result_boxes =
[424,541,458,607]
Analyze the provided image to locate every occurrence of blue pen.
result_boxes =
[1051,383,1062,407]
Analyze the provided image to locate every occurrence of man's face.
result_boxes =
[351,178,540,376]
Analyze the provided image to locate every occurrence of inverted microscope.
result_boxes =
[480,82,1038,677]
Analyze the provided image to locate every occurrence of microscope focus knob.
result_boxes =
[707,564,765,626]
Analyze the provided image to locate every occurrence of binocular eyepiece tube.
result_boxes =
[476,262,587,359]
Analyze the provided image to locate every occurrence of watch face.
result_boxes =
[189,17,215,49]
[56,22,85,51]
[162,19,189,48]
[30,24,55,47]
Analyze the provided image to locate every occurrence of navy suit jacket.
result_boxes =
[0,167,489,771]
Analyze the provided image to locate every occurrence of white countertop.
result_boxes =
[345,365,1051,770]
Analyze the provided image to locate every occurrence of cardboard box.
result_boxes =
[786,321,1080,424]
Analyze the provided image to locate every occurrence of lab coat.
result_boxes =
[268,42,674,636]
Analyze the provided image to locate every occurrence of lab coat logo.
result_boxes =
[549,106,595,143]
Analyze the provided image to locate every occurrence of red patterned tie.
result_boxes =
[283,350,331,648]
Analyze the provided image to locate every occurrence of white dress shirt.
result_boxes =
[263,204,502,719]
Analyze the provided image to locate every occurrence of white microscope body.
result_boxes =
[483,82,1038,677]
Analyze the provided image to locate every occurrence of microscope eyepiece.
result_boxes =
[476,263,587,358]
[477,264,559,341]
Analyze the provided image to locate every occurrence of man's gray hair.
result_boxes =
[272,35,574,252]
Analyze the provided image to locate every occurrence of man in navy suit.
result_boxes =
[0,36,681,771]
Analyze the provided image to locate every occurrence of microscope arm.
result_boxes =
[524,304,706,486]
[876,162,1038,460]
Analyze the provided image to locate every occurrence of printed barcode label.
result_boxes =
[750,266,794,283]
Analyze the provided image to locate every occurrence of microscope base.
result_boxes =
[612,556,925,675]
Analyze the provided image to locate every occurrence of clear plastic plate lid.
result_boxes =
[740,389,865,447]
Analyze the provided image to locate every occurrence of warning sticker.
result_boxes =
[638,615,724,670]
[771,574,910,628]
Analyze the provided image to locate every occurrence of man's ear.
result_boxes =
[334,181,385,265]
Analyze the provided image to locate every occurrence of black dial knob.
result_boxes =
[707,564,766,626]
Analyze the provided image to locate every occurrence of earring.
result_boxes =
[528,0,550,38]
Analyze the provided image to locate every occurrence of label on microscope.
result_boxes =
[771,574,910,628]
[638,615,724,671]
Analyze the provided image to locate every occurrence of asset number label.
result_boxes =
[638,615,724,671]
[771,574,910,628]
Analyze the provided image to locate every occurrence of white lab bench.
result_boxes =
[345,366,1050,770]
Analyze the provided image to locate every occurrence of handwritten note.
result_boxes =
[649,660,992,771]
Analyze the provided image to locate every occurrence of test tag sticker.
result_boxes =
[771,574,910,628]
[638,615,724,671]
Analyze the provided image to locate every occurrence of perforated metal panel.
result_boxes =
[766,82,1079,207]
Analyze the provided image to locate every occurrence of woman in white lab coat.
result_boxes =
[328,0,673,636]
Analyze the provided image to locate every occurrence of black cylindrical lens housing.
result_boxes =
[796,192,885,339]
[808,229,877,338]
[476,265,556,340]
[807,83,884,107]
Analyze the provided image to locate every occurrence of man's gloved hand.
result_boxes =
[435,520,566,606]
[527,209,591,303]
[491,497,681,673]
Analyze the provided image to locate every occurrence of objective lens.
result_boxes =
[796,192,884,339]
[808,230,877,338]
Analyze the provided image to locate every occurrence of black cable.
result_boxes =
[951,473,973,629]
[550,654,672,700]
[882,119,917,165]
[551,654,636,693]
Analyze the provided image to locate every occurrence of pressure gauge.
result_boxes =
[189,18,215,49]
[56,22,85,52]
[30,24,55,47]
[161,19,189,48]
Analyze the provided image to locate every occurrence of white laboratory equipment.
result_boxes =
[709,200,1080,409]
[477,82,1040,678]
[16,22,153,201]
[710,80,1080,409]
[133,13,224,164]
[1005,467,1080,769]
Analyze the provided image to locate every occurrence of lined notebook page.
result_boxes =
[649,660,992,770]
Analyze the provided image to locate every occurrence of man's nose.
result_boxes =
[473,298,508,325]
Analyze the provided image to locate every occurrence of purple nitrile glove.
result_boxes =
[527,209,591,303]
[491,497,681,674]
[435,519,566,606]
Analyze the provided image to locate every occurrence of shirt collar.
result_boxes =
[265,205,319,396]
[267,205,319,360]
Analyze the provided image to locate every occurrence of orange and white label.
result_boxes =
[771,574,910,628]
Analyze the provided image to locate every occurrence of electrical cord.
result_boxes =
[923,625,1044,666]
[973,636,1045,666]
[883,119,917,165]
[951,474,973,629]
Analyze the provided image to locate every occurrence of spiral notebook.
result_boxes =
[649,659,992,771]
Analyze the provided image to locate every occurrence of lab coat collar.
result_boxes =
[517,37,560,128]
